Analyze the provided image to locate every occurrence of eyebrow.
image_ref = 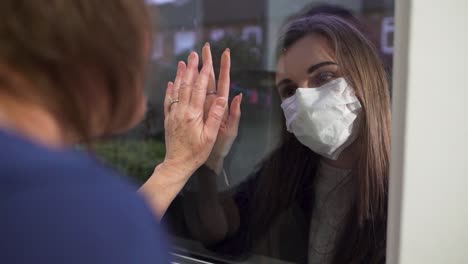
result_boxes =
[307,61,337,74]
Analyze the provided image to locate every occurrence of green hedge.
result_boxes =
[93,139,166,183]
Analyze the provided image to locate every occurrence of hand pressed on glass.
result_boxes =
[200,44,242,174]
[141,47,234,217]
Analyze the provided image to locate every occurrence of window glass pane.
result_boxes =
[96,0,394,262]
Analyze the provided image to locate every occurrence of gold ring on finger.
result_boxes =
[168,97,179,106]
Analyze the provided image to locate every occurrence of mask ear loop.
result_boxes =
[222,169,230,186]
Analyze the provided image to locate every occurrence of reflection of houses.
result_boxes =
[360,0,394,65]
[150,0,266,62]
[149,0,394,62]
[143,0,395,138]
[150,0,396,56]
[143,0,269,138]
[201,0,264,45]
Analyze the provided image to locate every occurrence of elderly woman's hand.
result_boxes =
[140,48,231,217]
[162,49,231,176]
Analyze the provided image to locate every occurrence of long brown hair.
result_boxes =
[252,15,391,263]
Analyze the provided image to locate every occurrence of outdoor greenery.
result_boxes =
[93,139,166,184]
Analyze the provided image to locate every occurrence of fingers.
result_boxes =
[169,47,229,119]
[172,61,187,101]
[204,97,227,142]
[227,93,243,134]
[217,49,231,99]
[202,43,216,93]
[179,52,199,105]
[164,82,174,116]
[190,60,212,110]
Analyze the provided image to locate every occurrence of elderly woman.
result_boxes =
[0,1,241,263]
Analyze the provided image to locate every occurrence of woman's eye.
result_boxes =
[278,85,296,99]
[310,72,336,87]
[282,86,296,98]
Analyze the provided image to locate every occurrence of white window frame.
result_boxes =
[387,0,468,263]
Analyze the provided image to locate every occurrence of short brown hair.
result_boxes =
[0,0,151,139]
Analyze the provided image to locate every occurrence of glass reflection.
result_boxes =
[96,1,394,263]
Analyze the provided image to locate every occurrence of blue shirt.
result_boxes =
[0,130,170,263]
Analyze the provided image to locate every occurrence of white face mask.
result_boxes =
[280,77,362,160]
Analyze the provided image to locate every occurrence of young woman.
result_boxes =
[183,14,391,264]
[0,1,238,263]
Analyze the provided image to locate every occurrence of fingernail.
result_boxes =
[215,98,227,108]
[205,42,210,48]
[240,93,243,100]
[190,52,198,64]
[225,48,230,54]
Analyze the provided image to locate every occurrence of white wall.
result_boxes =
[388,0,468,263]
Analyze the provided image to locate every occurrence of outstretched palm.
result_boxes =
[202,44,242,159]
